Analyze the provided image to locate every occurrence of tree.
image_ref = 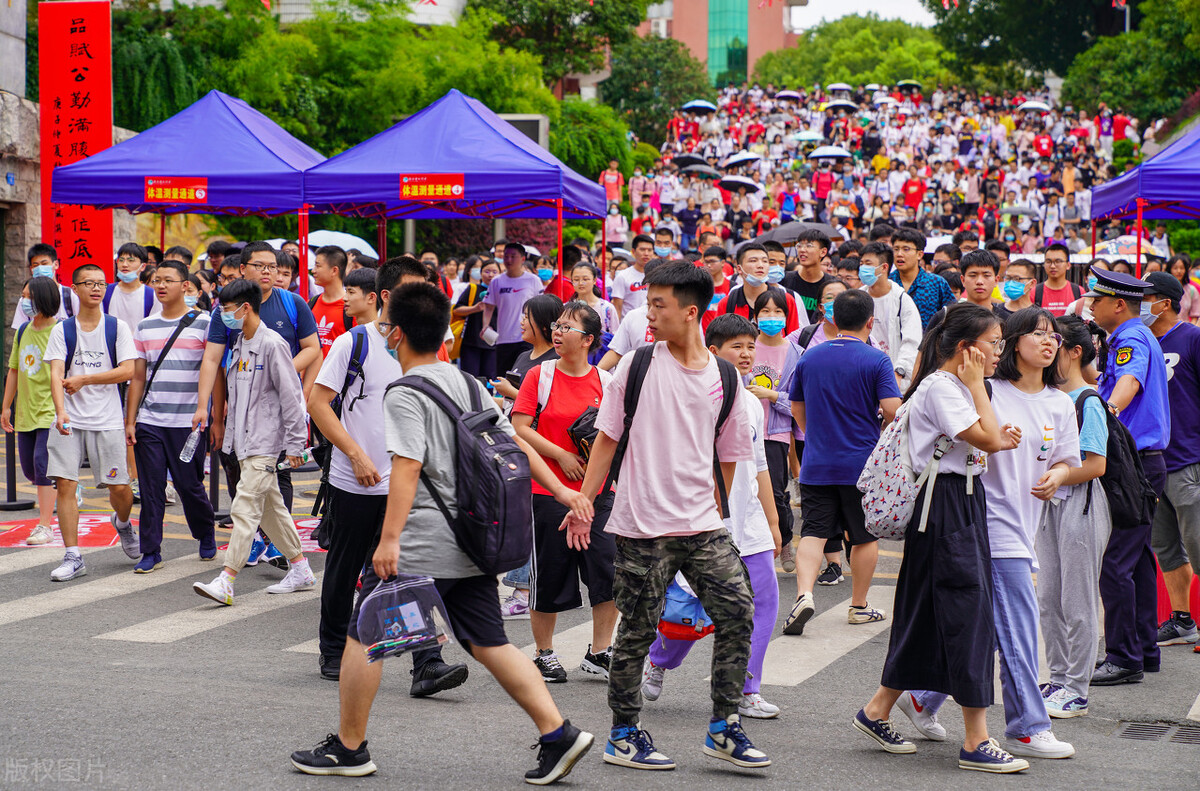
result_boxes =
[919,0,1139,75]
[549,97,632,181]
[601,36,714,145]
[472,0,650,85]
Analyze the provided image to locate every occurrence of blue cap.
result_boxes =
[1083,268,1149,300]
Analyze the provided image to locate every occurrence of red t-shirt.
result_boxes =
[512,364,606,495]
[310,296,353,357]
[706,286,801,335]
[701,278,732,328]
[902,178,926,209]
[1033,135,1053,158]
[1036,282,1081,317]
[813,171,836,200]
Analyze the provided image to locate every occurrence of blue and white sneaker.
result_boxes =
[1038,682,1063,699]
[703,715,770,768]
[111,513,139,560]
[603,725,675,770]
[1044,688,1089,719]
[853,708,916,754]
[959,738,1029,773]
[245,536,267,567]
[263,542,289,570]
[50,552,86,582]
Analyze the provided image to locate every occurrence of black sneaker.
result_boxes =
[535,649,568,683]
[291,733,377,776]
[580,644,611,680]
[410,659,470,697]
[524,720,594,785]
[319,653,341,681]
[817,562,844,586]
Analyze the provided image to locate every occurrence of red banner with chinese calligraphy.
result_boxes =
[144,177,209,204]
[400,173,465,200]
[39,1,113,282]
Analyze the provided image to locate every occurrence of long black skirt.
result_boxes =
[880,473,995,708]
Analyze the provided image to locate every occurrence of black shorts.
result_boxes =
[530,491,616,613]
[799,484,876,547]
[348,566,508,655]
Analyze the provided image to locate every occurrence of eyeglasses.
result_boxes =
[975,338,1006,355]
[245,262,279,272]
[376,321,394,335]
[1003,275,1036,283]
[892,245,919,254]
[550,322,590,337]
[73,280,106,290]
[1028,330,1064,346]
[116,256,142,265]
[150,278,183,287]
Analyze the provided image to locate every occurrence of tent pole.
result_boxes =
[1090,220,1096,251]
[1136,198,1144,278]
[160,212,166,251]
[298,204,310,301]
[377,218,388,262]
[556,199,564,299]
[600,213,607,294]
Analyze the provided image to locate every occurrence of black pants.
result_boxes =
[318,486,441,670]
[220,449,293,512]
[764,440,794,546]
[460,344,498,381]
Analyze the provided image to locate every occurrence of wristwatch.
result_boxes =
[895,367,908,378]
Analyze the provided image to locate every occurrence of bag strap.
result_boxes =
[798,323,819,350]
[604,344,655,489]
[340,325,371,414]
[139,311,199,411]
[62,286,74,318]
[1074,388,1103,516]
[712,356,739,520]
[144,286,155,317]
[104,315,118,369]
[16,322,29,347]
[102,283,116,313]
[63,317,77,374]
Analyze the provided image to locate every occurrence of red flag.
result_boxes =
[261,0,270,9]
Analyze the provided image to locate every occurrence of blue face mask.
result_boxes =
[537,269,554,283]
[1087,275,1098,292]
[859,264,878,287]
[19,297,33,316]
[742,272,766,288]
[184,295,199,308]
[470,268,482,282]
[758,317,786,336]
[1141,299,1162,327]
[654,246,673,258]
[385,332,399,360]
[823,302,835,322]
[766,265,785,284]
[31,264,54,279]
[117,269,140,284]
[220,307,244,330]
[1002,279,1026,301]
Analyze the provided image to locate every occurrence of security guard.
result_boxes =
[1086,268,1171,685]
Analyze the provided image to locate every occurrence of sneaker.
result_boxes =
[501,591,530,619]
[603,725,675,770]
[26,524,53,546]
[1003,729,1075,759]
[848,604,887,624]
[1091,660,1143,686]
[534,649,567,683]
[134,554,164,574]
[263,542,290,571]
[164,481,177,505]
[291,733,377,777]
[817,561,844,585]
[959,738,1029,773]
[193,574,234,606]
[1039,682,1064,699]
[410,659,469,697]
[782,592,815,635]
[580,645,612,679]
[525,720,594,785]
[130,479,140,503]
[642,660,666,702]
[1044,687,1089,719]
[780,542,796,573]
[266,564,316,594]
[1157,613,1199,645]
[738,693,780,719]
[896,691,946,741]
[111,513,139,560]
[853,708,916,754]
[318,654,341,681]
[703,715,771,769]
[199,538,217,561]
[50,552,86,582]
[244,535,266,567]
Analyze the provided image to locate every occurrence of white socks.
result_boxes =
[64,546,81,558]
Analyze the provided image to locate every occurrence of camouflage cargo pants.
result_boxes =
[609,528,754,726]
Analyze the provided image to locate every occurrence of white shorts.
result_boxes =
[46,428,130,486]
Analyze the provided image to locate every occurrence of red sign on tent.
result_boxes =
[400,173,465,199]
[144,177,209,203]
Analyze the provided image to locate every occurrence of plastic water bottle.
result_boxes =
[179,427,203,463]
[277,446,317,470]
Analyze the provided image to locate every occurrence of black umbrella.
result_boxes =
[671,153,707,169]
[754,221,839,246]
[681,164,720,179]
[718,175,760,192]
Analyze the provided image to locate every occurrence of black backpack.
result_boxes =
[606,343,740,517]
[389,369,533,575]
[1074,389,1158,528]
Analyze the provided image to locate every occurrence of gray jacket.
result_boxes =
[221,324,307,460]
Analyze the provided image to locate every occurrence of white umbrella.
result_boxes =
[774,90,802,101]
[808,145,852,160]
[682,99,717,112]
[263,237,314,268]
[824,100,858,113]
[827,82,852,92]
[1018,100,1051,113]
[865,83,881,91]
[789,129,824,143]
[924,235,953,254]
[523,244,542,258]
[718,175,761,193]
[305,230,378,258]
[723,151,761,168]
[874,96,898,106]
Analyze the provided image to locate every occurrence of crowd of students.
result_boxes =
[5,223,1199,783]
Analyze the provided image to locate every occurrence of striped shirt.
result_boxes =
[134,311,211,428]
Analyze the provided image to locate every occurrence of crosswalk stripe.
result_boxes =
[0,548,96,577]
[285,638,321,655]
[94,573,324,644]
[1188,692,1200,722]
[758,586,897,688]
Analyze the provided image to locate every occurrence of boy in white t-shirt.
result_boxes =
[480,242,544,374]
[44,264,139,582]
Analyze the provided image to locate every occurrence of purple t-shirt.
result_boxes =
[1159,321,1200,471]
[482,271,543,344]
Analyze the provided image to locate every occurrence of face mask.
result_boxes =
[31,264,54,279]
[386,338,399,361]
[1005,235,1015,242]
[742,272,766,287]
[757,317,786,336]
[537,269,554,283]
[220,307,244,330]
[766,265,785,284]
[19,298,33,316]
[1087,275,1098,292]
[823,302,835,322]
[1141,300,1163,327]
[859,264,879,287]
[117,269,140,284]
[654,246,672,258]
[184,295,199,308]
[634,171,642,177]
[1002,280,1026,301]
[609,208,619,215]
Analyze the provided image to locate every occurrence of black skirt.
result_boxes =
[880,473,996,708]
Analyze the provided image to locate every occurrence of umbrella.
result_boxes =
[305,229,379,258]
[999,204,1040,217]
[827,82,852,92]
[808,145,853,160]
[264,238,314,268]
[897,80,921,88]
[610,247,632,261]
[753,221,839,246]
[1084,234,1157,257]
[865,83,881,91]
[1018,100,1051,113]
[924,235,953,254]
[723,151,761,168]
[874,96,898,106]
[774,90,802,101]
[671,153,707,169]
[718,175,761,192]
[824,100,858,113]
[789,129,824,143]
[682,99,717,112]
[681,164,720,179]
[523,245,542,258]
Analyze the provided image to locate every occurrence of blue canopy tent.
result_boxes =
[303,89,607,271]
[1091,124,1200,273]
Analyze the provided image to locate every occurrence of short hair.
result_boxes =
[737,242,769,266]
[1007,258,1036,278]
[218,277,262,314]
[560,300,603,352]
[72,263,105,283]
[562,245,583,270]
[752,287,789,317]
[761,240,786,257]
[118,242,149,263]
[504,242,526,257]
[952,230,980,246]
[703,245,727,260]
[934,243,961,262]
[644,260,714,312]
[315,245,348,280]
[836,257,860,274]
[859,241,893,268]
[274,250,295,274]
[961,249,999,275]
[867,223,894,242]
[1045,242,1070,259]
[144,245,164,264]
[206,240,232,258]
[494,237,509,248]
[387,282,450,354]
[27,276,62,317]
[940,269,963,293]
[837,239,863,259]
[984,239,1009,256]
[833,289,874,331]
[705,313,758,349]
[157,260,189,282]
[27,243,58,264]
[383,255,429,284]
[796,228,831,251]
[654,226,675,241]
[164,245,193,265]
[240,240,276,264]
[376,258,403,299]
[355,255,379,270]
[344,267,377,298]
[891,226,925,249]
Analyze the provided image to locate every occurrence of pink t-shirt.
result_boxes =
[596,342,755,539]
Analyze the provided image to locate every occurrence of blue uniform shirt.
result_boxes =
[1098,317,1170,451]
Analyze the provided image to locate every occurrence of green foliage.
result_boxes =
[631,141,661,173]
[562,221,601,246]
[1167,225,1200,257]
[752,14,952,89]
[471,0,649,85]
[549,97,632,182]
[1111,139,1142,173]
[601,37,715,145]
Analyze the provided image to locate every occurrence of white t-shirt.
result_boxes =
[482,271,543,344]
[983,379,1080,568]
[608,306,653,356]
[611,267,648,316]
[104,284,162,332]
[906,371,987,477]
[314,325,403,496]
[44,317,137,431]
[11,284,79,329]
[723,390,774,557]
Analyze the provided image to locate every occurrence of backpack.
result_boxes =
[657,577,715,642]
[796,323,820,351]
[308,294,354,333]
[311,325,372,528]
[606,344,740,517]
[389,369,533,576]
[1034,281,1082,307]
[1074,389,1159,529]
[62,315,119,375]
[61,285,75,318]
[103,283,156,319]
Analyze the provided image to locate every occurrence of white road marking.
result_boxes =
[1188,692,1200,723]
[0,547,96,576]
[284,638,322,655]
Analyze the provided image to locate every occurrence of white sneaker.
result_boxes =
[165,481,178,505]
[193,574,234,606]
[111,512,139,560]
[1003,730,1075,759]
[848,603,887,624]
[738,693,780,719]
[26,524,53,546]
[782,592,815,635]
[266,564,316,594]
[896,691,947,741]
[642,660,666,702]
[50,552,86,581]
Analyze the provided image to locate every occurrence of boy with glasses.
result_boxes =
[995,260,1037,322]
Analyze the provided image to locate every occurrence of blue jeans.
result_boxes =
[503,560,530,591]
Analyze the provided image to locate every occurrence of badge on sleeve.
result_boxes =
[1115,346,1133,366]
